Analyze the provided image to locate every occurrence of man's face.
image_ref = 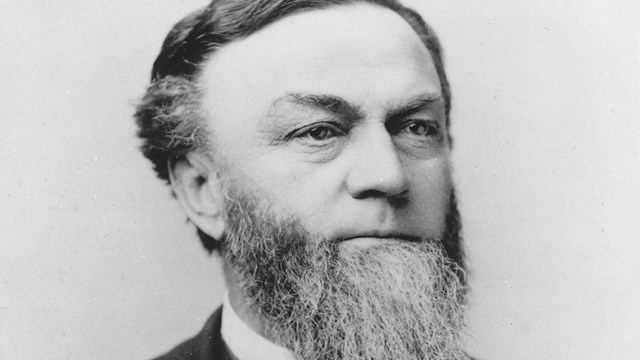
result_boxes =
[192,5,467,358]
[199,3,452,246]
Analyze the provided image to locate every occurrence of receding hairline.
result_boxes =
[193,2,432,81]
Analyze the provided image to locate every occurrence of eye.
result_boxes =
[295,123,343,141]
[400,120,440,137]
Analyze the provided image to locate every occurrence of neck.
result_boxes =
[223,259,270,340]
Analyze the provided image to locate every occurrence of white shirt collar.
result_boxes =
[221,293,295,360]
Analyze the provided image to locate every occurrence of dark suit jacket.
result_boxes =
[152,307,478,360]
[152,307,234,360]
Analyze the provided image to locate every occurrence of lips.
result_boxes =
[338,233,421,246]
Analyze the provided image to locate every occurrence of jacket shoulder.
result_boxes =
[151,307,228,360]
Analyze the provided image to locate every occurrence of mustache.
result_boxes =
[220,179,465,266]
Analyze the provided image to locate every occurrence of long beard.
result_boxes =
[220,185,469,360]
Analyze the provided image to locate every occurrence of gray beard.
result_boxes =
[220,184,469,360]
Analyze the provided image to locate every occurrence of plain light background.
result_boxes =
[1,0,638,359]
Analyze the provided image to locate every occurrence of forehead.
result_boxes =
[198,3,441,139]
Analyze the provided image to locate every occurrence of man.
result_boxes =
[135,0,470,359]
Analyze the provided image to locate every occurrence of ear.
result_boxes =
[168,153,226,241]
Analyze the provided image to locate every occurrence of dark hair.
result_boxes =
[134,0,451,252]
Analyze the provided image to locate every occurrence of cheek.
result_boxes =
[233,155,330,212]
[251,164,349,232]
[273,168,340,214]
[409,159,452,228]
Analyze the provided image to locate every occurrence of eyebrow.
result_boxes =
[278,93,363,122]
[271,92,443,122]
[386,94,443,120]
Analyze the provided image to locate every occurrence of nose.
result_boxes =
[346,126,409,199]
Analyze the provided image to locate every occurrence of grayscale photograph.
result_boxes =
[1,1,638,359]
